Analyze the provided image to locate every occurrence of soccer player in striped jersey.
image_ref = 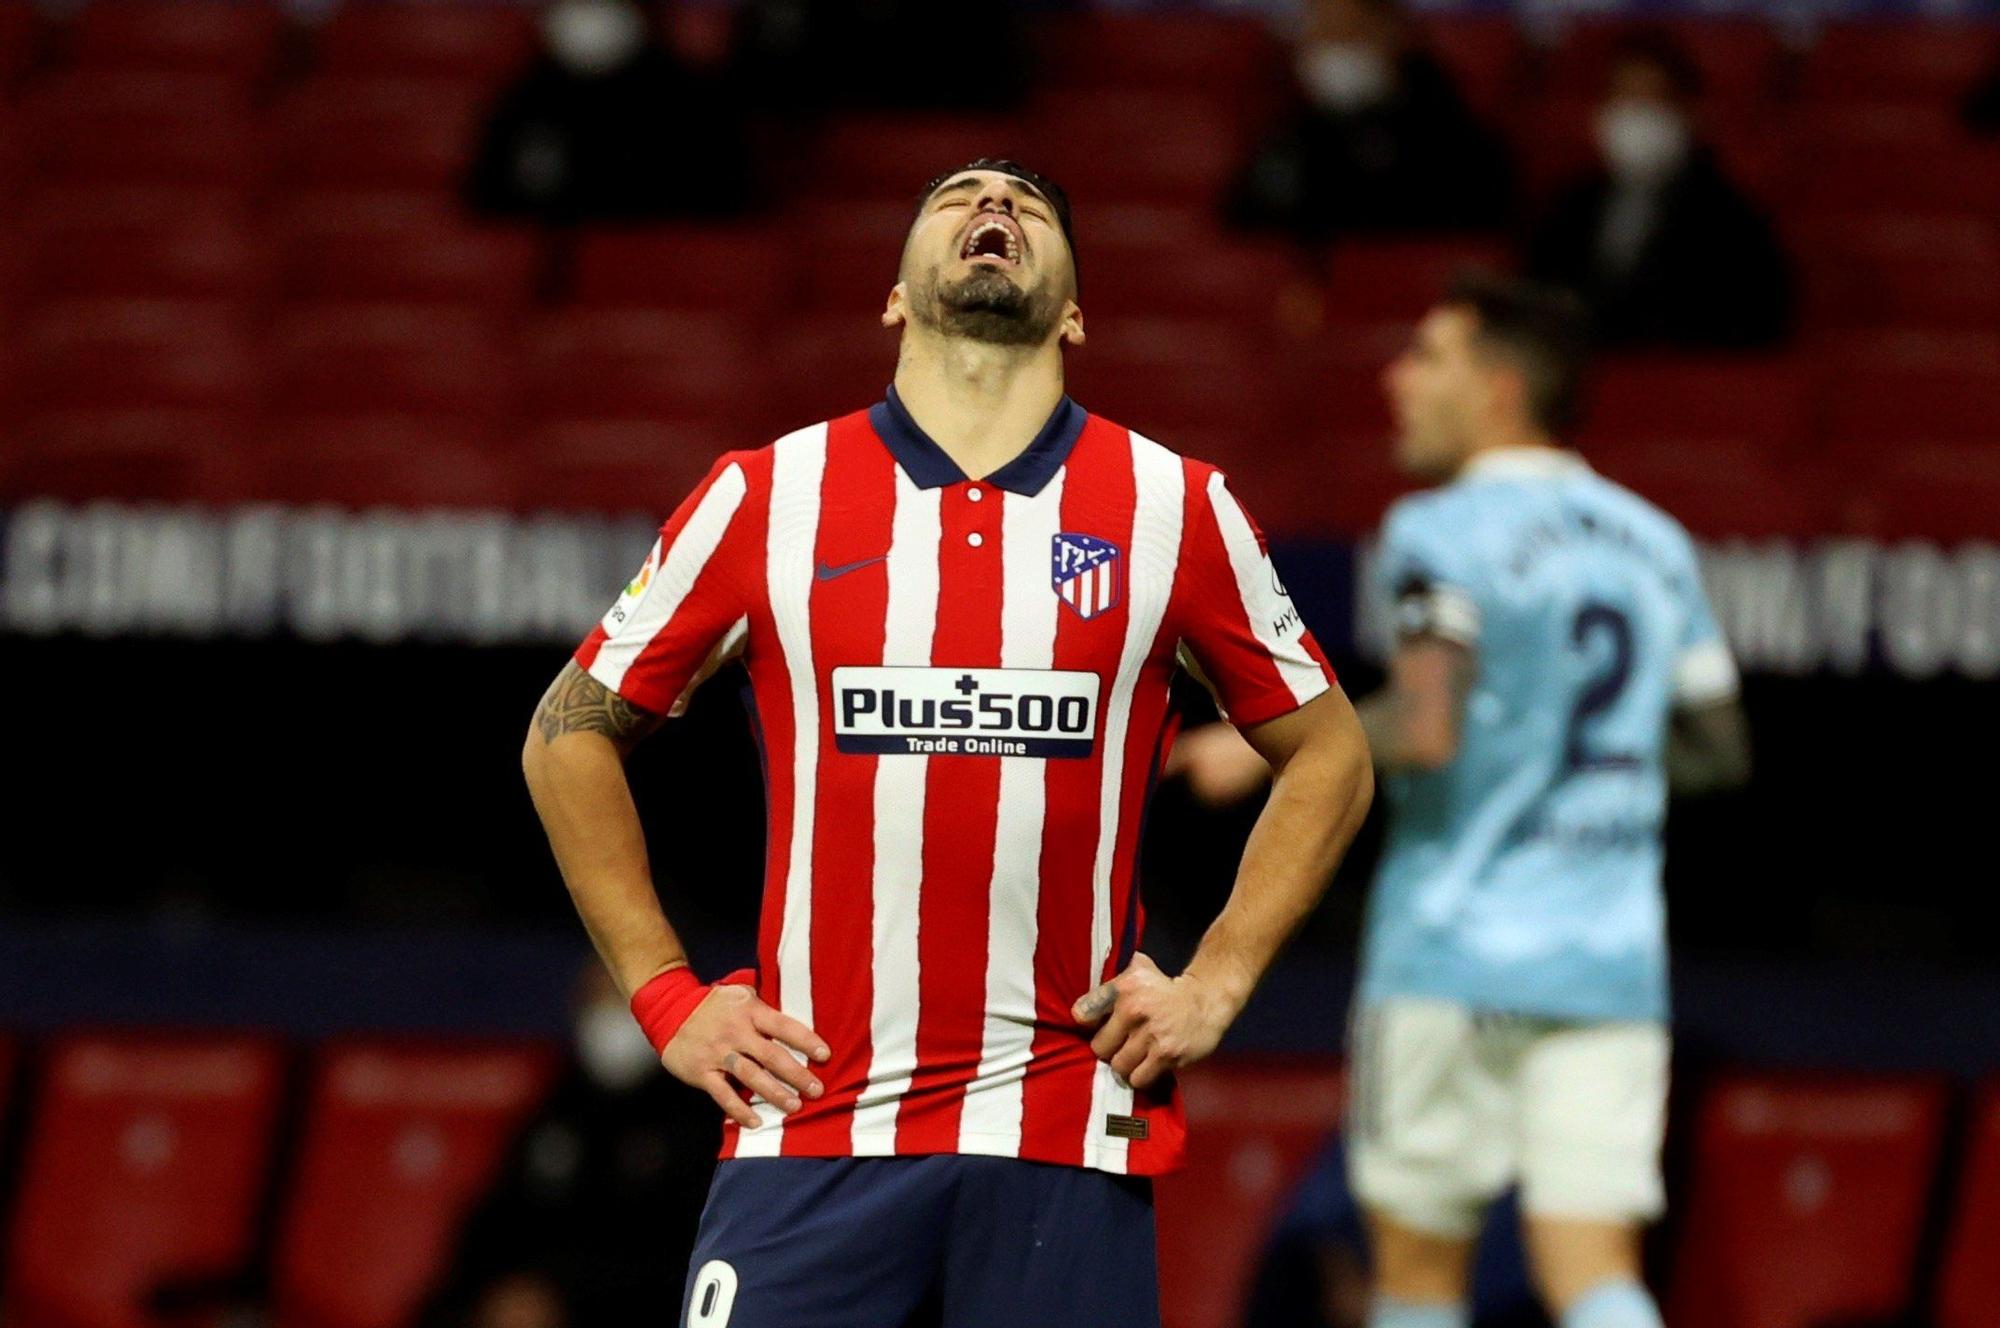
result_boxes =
[521,159,1375,1328]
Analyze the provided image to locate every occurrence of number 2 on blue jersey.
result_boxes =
[1565,601,1641,772]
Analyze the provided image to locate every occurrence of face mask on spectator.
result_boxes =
[544,0,646,76]
[1296,42,1395,111]
[1597,101,1692,182]
[575,999,660,1090]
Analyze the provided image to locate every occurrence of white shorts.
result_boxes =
[1346,997,1669,1237]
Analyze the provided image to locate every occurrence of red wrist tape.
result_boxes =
[629,965,755,1055]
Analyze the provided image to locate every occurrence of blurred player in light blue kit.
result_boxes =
[1173,273,1749,1328]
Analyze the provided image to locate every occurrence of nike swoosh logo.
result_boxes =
[815,554,888,582]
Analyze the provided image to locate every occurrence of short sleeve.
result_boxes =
[1175,470,1335,728]
[1670,537,1739,707]
[573,453,757,717]
[1375,498,1482,648]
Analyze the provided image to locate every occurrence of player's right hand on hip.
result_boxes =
[661,984,830,1129]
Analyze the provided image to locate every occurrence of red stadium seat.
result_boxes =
[4,1036,285,1328]
[1791,105,2000,215]
[526,417,737,515]
[1938,1084,2000,1328]
[22,72,264,188]
[1032,91,1243,206]
[23,221,264,305]
[311,2,537,83]
[266,303,516,426]
[271,1042,557,1328]
[69,0,280,78]
[791,199,921,316]
[570,224,796,314]
[253,416,517,509]
[1423,16,1526,120]
[1800,21,2000,103]
[1155,1060,1346,1328]
[0,1,43,89]
[1833,439,2000,542]
[1582,355,1812,454]
[1065,316,1270,439]
[19,299,256,416]
[278,78,485,191]
[1539,18,1783,107]
[1036,10,1275,93]
[1084,205,1315,325]
[275,214,540,310]
[814,115,1038,200]
[2,409,252,504]
[523,309,766,426]
[1795,213,2000,331]
[1668,1074,1950,1328]
[1819,330,2000,446]
[1324,238,1515,323]
[768,325,900,428]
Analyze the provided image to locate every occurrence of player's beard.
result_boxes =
[911,264,1065,347]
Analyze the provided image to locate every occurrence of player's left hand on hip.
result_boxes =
[1071,953,1229,1092]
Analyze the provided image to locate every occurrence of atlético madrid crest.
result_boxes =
[1051,532,1122,621]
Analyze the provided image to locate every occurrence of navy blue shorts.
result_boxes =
[678,1155,1159,1328]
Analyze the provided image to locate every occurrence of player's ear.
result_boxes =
[882,282,909,331]
[1059,300,1084,349]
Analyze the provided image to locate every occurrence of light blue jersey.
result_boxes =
[1360,447,1738,1023]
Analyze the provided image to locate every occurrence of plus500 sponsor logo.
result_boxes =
[832,666,1101,758]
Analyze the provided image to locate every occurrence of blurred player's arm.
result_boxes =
[1077,688,1373,1089]
[523,662,827,1127]
[1667,695,1751,795]
[1354,633,1474,772]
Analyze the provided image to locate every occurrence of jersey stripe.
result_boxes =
[1206,472,1328,708]
[849,469,943,1155]
[1083,430,1185,1173]
[584,462,746,694]
[735,423,827,1158]
[787,419,896,1155]
[897,478,1007,1155]
[957,472,1066,1157]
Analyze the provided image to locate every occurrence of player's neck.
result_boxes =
[1455,425,1559,476]
[891,332,1066,481]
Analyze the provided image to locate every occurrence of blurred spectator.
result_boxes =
[731,0,1033,114]
[1525,32,1793,350]
[419,965,720,1328]
[466,0,756,225]
[1224,0,1513,244]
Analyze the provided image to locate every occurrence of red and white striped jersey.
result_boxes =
[575,390,1336,1175]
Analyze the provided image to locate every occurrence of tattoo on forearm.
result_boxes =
[534,661,659,745]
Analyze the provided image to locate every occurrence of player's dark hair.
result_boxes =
[1444,271,1593,436]
[1607,28,1704,102]
[915,158,1078,285]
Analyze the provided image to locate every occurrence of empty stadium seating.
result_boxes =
[4,1035,285,1328]
[1668,1074,1951,1328]
[0,1,1993,537]
[270,1042,557,1328]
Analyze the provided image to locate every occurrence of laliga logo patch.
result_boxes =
[604,538,662,631]
[1052,532,1122,621]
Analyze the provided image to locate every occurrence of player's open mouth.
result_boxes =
[959,216,1023,267]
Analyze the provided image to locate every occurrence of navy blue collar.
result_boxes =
[867,385,1087,497]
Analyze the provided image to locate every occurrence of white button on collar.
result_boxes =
[967,532,984,548]
[966,487,984,502]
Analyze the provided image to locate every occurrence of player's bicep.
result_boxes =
[1667,692,1751,794]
